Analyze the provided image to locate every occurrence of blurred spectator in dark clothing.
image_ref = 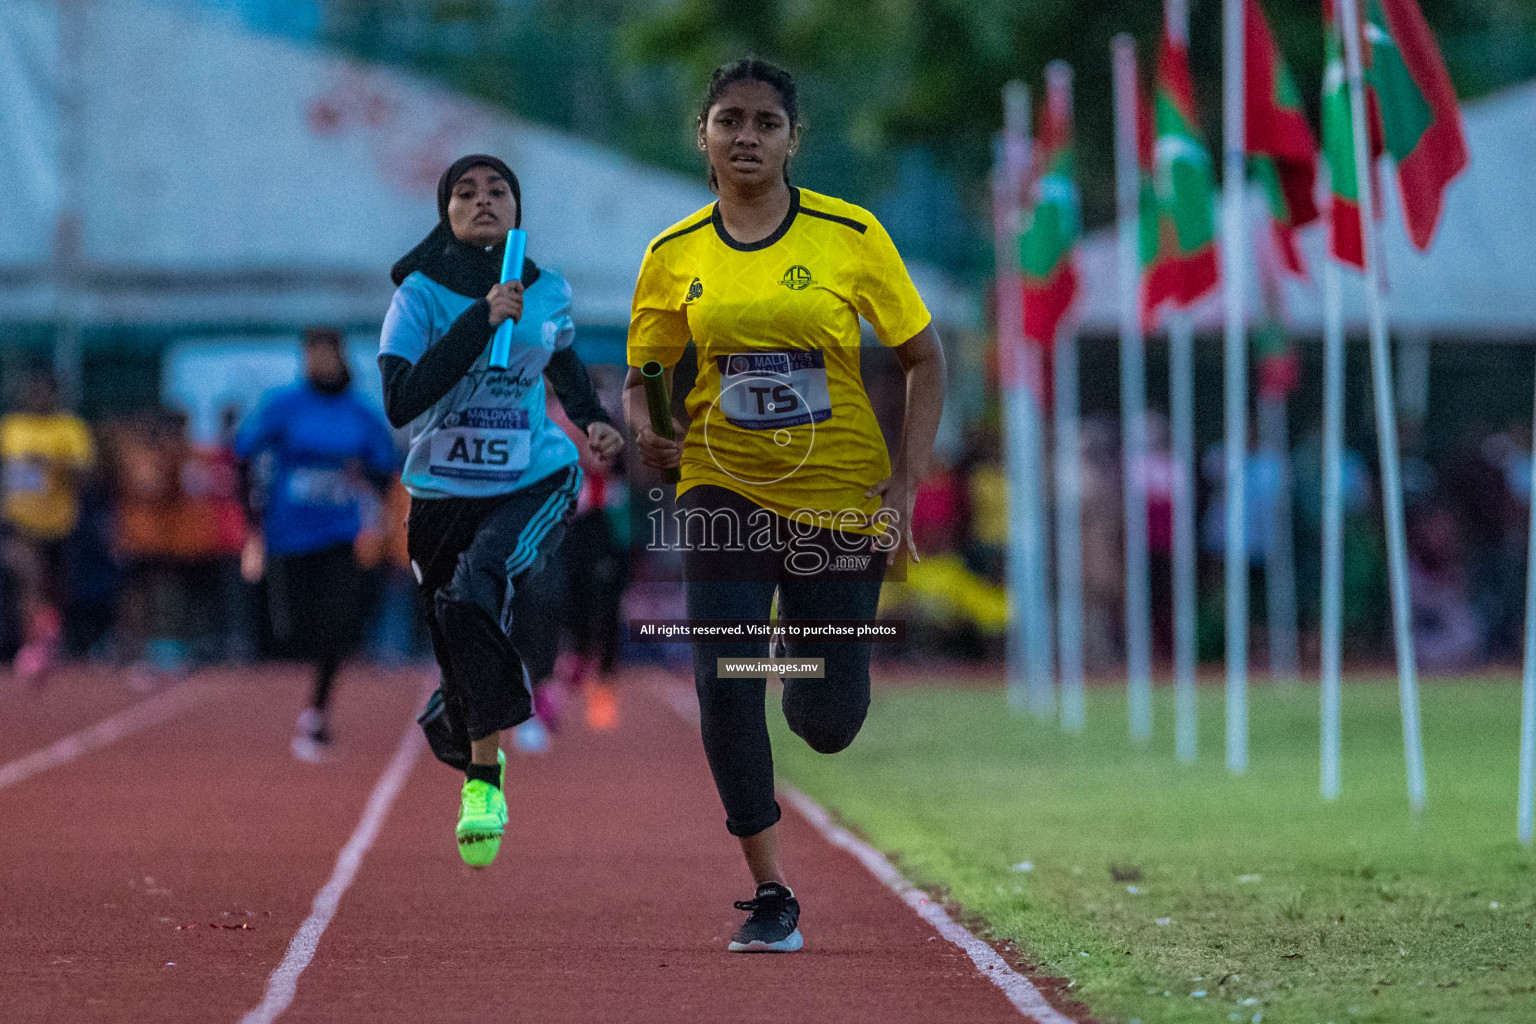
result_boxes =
[525,373,630,733]
[1496,417,1533,505]
[1291,427,1378,661]
[553,459,630,731]
[1407,500,1483,671]
[61,469,120,660]
[186,406,256,662]
[1140,411,1177,661]
[1080,416,1123,670]
[112,409,230,682]
[1440,427,1524,660]
[1398,418,1437,509]
[1199,433,1284,570]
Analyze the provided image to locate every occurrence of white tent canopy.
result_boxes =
[1072,77,1536,340]
[0,0,974,333]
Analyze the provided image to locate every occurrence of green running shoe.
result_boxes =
[456,751,507,868]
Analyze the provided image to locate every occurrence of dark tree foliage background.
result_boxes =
[321,0,1536,280]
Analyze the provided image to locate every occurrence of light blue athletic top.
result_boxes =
[378,269,579,499]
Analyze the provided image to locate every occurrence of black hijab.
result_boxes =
[391,154,541,297]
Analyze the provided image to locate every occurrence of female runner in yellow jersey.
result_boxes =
[625,58,945,952]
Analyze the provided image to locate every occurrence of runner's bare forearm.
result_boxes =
[891,323,945,483]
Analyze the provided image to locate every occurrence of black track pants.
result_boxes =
[408,467,580,768]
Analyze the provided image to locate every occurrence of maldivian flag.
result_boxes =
[1322,10,1375,268]
[1139,35,1219,329]
[1324,0,1469,267]
[1020,79,1080,349]
[1368,0,1469,249]
[1254,320,1299,399]
[1245,0,1319,278]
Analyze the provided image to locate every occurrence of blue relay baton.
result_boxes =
[487,228,527,371]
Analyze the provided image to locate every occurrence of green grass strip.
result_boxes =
[771,679,1536,1024]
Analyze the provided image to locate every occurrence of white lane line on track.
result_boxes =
[0,684,215,792]
[650,681,1078,1024]
[239,722,424,1024]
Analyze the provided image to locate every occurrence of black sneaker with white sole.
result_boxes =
[728,881,803,953]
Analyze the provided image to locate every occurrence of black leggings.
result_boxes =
[266,543,365,711]
[681,486,886,837]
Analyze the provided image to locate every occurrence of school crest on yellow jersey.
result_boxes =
[779,265,813,290]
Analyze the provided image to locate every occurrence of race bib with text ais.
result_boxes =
[715,350,832,430]
[430,408,530,482]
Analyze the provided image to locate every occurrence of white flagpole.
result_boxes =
[1047,60,1086,735]
[1170,312,1199,762]
[1519,363,1536,844]
[1222,0,1250,773]
[1112,34,1153,744]
[1055,323,1085,732]
[994,130,1027,714]
[1014,82,1058,721]
[1338,0,1426,813]
[1166,0,1198,764]
[1320,240,1346,801]
[1254,172,1300,691]
[1029,385,1058,722]
[996,83,1053,716]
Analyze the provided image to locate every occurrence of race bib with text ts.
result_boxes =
[430,408,531,482]
[715,350,832,430]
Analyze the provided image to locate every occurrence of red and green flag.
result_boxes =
[1254,249,1300,398]
[1254,319,1299,399]
[1245,0,1319,278]
[1323,0,1469,268]
[1322,8,1376,269]
[1139,35,1219,330]
[1020,76,1080,349]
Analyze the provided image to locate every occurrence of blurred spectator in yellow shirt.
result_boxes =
[951,424,1006,583]
[1,368,95,681]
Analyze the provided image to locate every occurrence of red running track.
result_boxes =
[1,665,1085,1023]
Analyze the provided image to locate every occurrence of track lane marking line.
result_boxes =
[238,722,424,1024]
[651,680,1078,1024]
[0,684,216,792]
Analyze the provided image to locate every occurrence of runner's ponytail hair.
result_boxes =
[697,58,800,194]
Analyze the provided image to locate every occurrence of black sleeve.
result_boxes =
[237,457,262,530]
[544,347,613,433]
[379,298,496,428]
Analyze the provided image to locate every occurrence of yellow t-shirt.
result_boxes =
[628,188,931,532]
[0,412,95,540]
[968,466,1010,547]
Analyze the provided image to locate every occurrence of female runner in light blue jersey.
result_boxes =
[378,154,623,867]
